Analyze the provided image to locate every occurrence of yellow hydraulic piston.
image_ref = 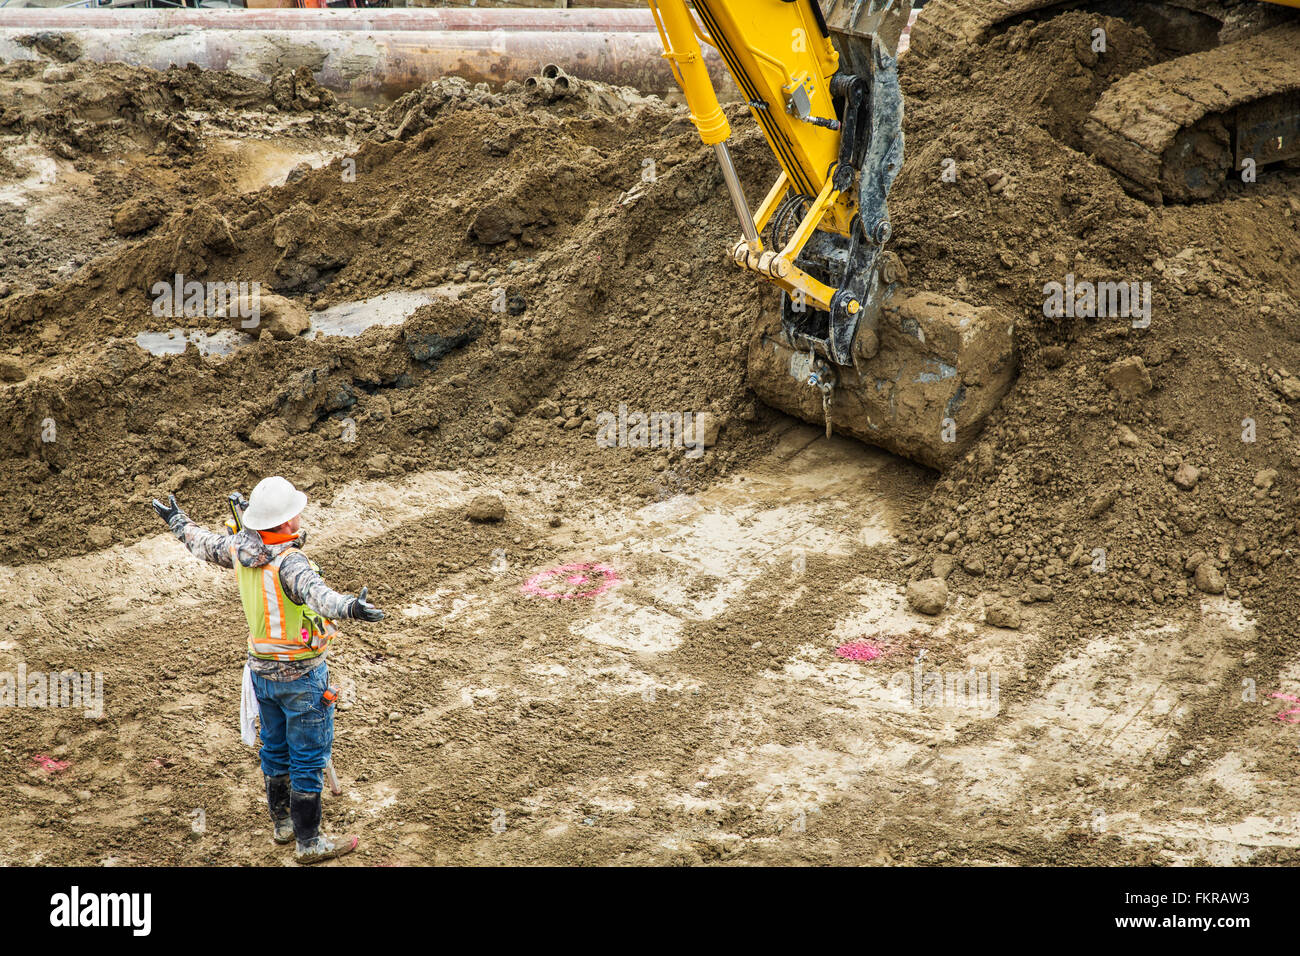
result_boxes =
[647,0,867,314]
[649,0,762,251]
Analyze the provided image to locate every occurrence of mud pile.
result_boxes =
[4,12,1300,868]
[891,10,1300,639]
[0,59,372,290]
[0,68,780,564]
[0,60,353,158]
[3,11,1300,644]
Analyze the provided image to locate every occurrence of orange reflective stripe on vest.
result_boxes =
[234,545,336,661]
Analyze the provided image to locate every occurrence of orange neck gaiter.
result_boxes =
[258,530,299,546]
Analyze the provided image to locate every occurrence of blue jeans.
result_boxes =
[252,662,333,794]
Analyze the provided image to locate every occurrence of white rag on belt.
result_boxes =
[240,662,260,747]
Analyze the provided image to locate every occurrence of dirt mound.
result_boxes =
[893,8,1300,645]
[0,58,375,292]
[0,59,338,158]
[0,71,778,564]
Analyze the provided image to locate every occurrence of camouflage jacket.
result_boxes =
[166,511,355,681]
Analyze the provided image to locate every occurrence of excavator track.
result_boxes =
[911,0,1300,202]
[1083,22,1300,201]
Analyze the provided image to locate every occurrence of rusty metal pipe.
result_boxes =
[0,8,664,33]
[0,24,733,99]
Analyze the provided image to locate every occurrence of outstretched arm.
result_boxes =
[152,494,236,568]
[278,552,384,623]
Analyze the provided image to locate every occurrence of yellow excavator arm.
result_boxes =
[647,0,908,374]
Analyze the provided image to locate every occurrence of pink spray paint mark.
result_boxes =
[1268,692,1300,722]
[33,755,69,773]
[522,562,621,601]
[836,641,883,662]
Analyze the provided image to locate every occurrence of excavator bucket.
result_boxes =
[745,0,1018,470]
[649,0,1017,469]
[823,0,913,72]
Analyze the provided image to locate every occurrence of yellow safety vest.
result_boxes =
[232,545,337,661]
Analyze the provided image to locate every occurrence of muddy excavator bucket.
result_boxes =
[745,0,1018,470]
[822,0,912,70]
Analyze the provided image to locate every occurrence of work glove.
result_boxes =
[151,494,184,527]
[349,586,384,623]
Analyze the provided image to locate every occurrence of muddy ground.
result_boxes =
[3,9,1300,865]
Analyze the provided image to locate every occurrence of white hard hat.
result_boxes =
[241,476,308,531]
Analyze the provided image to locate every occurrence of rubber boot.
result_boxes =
[265,774,294,845]
[290,789,358,864]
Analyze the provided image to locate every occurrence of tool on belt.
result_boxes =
[321,686,343,796]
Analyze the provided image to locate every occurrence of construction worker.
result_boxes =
[151,475,383,864]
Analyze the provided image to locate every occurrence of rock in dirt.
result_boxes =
[1172,462,1200,491]
[1022,583,1055,603]
[249,419,290,448]
[210,290,308,340]
[932,554,956,579]
[1276,376,1300,401]
[1103,356,1152,399]
[0,355,26,383]
[1194,563,1225,595]
[467,494,506,522]
[984,598,1021,629]
[253,293,310,340]
[86,526,112,550]
[1086,484,1119,518]
[110,196,167,237]
[688,411,722,449]
[906,577,948,615]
